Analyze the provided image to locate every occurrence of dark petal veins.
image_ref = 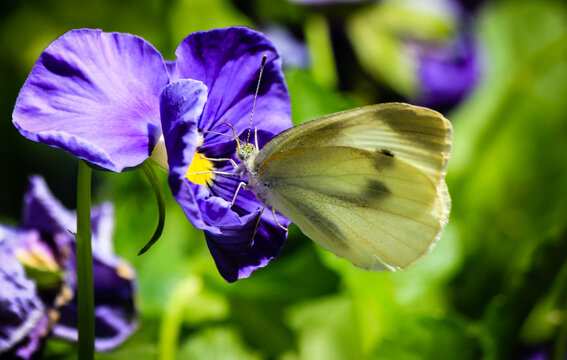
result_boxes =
[174,26,292,155]
[12,29,170,172]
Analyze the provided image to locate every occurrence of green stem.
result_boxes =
[158,277,202,360]
[138,161,166,255]
[305,14,338,89]
[76,160,95,359]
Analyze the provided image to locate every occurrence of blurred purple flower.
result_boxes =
[161,28,292,282]
[12,27,293,282]
[0,176,137,358]
[411,35,481,110]
[409,0,482,110]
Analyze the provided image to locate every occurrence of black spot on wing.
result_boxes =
[365,180,391,200]
[380,149,394,158]
[360,148,395,171]
[318,180,390,208]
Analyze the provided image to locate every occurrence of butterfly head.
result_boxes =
[237,142,256,161]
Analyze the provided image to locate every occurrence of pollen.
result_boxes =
[186,151,214,186]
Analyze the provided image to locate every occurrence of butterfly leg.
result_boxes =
[230,181,248,208]
[186,170,234,176]
[248,203,267,247]
[272,207,288,231]
[202,156,238,169]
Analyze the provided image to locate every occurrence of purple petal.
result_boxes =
[166,119,289,281]
[22,176,115,255]
[160,79,210,228]
[90,202,117,257]
[0,239,48,358]
[165,28,293,281]
[165,60,180,82]
[13,29,169,172]
[48,193,137,351]
[206,179,290,282]
[174,27,292,145]
[53,255,138,352]
[22,176,75,234]
[413,35,481,109]
[15,175,139,351]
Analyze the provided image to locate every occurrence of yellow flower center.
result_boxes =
[186,151,214,186]
[14,244,59,272]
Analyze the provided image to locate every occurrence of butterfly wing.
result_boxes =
[253,103,452,270]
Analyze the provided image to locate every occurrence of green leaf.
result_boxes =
[178,326,261,360]
[372,316,482,360]
[304,14,337,89]
[286,295,362,360]
[168,0,251,47]
[285,69,359,126]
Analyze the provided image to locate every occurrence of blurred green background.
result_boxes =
[2,0,567,359]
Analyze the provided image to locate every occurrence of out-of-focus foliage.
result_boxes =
[2,0,567,359]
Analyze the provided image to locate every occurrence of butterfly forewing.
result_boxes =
[254,103,452,270]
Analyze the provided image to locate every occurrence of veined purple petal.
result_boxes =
[160,79,209,228]
[174,26,291,156]
[12,29,170,172]
[206,176,290,281]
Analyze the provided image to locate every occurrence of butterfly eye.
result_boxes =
[238,148,248,160]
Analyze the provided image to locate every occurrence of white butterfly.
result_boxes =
[232,103,452,271]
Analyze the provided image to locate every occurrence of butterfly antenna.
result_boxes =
[202,122,241,150]
[246,55,267,145]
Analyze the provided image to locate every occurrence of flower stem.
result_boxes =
[76,160,95,360]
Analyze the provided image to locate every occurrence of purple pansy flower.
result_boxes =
[0,176,137,358]
[160,28,292,282]
[12,27,293,282]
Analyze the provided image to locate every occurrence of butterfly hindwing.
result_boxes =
[254,103,452,270]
